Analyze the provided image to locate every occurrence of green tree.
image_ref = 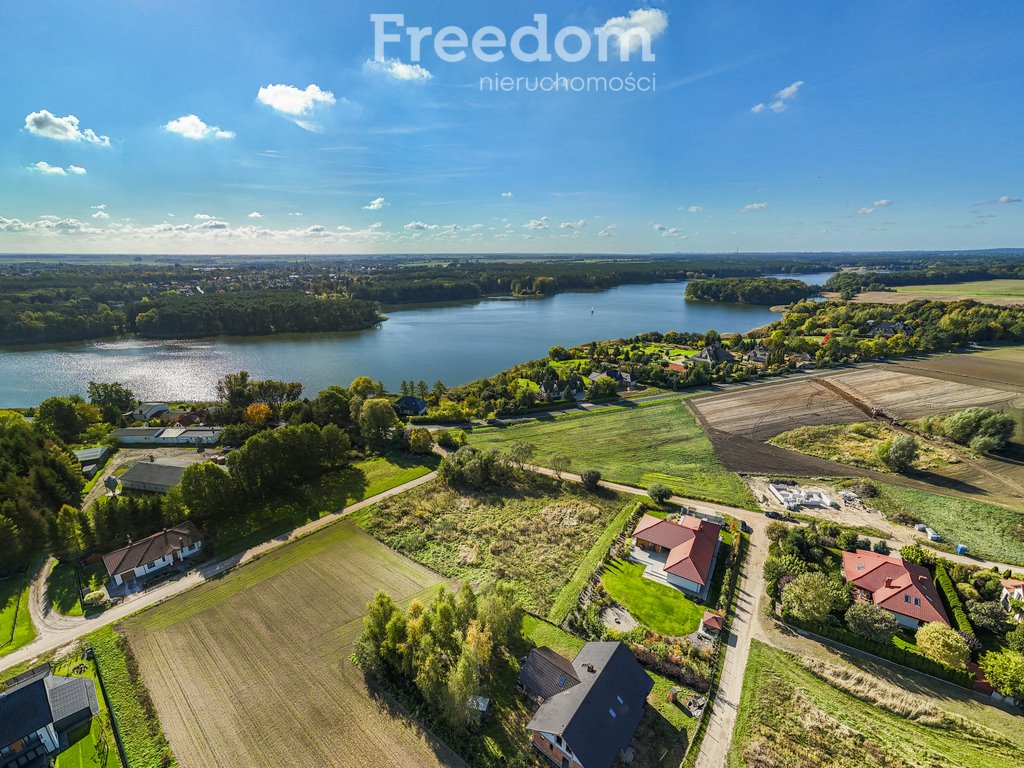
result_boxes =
[36,395,89,443]
[548,345,568,361]
[966,600,1011,634]
[311,385,352,427]
[408,427,433,454]
[478,582,521,650]
[580,468,602,491]
[355,591,401,676]
[350,376,379,398]
[763,554,808,604]
[180,462,239,529]
[845,602,899,643]
[87,381,135,419]
[54,504,86,558]
[781,572,850,623]
[979,649,1024,700]
[321,424,351,467]
[647,483,672,505]
[590,375,618,399]
[550,453,572,478]
[416,380,429,399]
[216,371,254,408]
[916,621,970,669]
[507,441,536,469]
[359,398,400,445]
[877,434,918,473]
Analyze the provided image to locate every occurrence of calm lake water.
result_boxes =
[0,273,834,406]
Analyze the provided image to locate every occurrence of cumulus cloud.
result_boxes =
[28,161,86,176]
[248,211,263,218]
[559,219,587,229]
[404,220,439,231]
[653,224,684,237]
[363,197,387,210]
[91,204,106,210]
[257,84,336,131]
[164,114,235,140]
[601,9,669,55]
[856,206,876,216]
[598,225,617,237]
[523,216,550,230]
[364,58,432,82]
[92,210,110,219]
[741,202,768,212]
[197,219,229,230]
[686,205,702,214]
[751,80,804,114]
[194,213,217,221]
[501,191,514,198]
[977,194,1022,205]
[24,110,110,146]
[874,199,893,207]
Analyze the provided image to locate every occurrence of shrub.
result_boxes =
[845,602,899,643]
[916,622,969,669]
[647,483,672,505]
[877,434,918,473]
[407,427,434,454]
[580,469,602,492]
[934,565,974,637]
[781,572,850,624]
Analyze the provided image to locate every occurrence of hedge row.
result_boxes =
[786,616,975,688]
[934,564,975,637]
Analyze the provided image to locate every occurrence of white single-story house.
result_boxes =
[112,426,221,446]
[102,522,204,587]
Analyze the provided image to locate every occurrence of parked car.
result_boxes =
[740,521,753,533]
[765,510,783,520]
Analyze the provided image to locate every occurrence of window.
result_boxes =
[904,595,911,603]
[609,708,617,719]
[914,597,920,606]
[555,735,562,747]
[616,695,624,705]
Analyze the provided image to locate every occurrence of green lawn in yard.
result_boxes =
[601,559,704,636]
[212,452,438,555]
[468,398,757,510]
[869,482,1024,566]
[0,570,35,658]
[48,561,85,616]
[51,655,120,768]
[728,640,1023,768]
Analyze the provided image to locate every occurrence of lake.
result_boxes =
[0,273,834,406]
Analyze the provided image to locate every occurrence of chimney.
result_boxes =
[585,664,596,673]
[884,577,893,588]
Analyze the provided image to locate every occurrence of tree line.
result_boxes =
[685,277,814,305]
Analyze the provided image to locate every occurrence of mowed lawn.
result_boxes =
[601,559,704,637]
[0,570,35,658]
[729,640,1024,768]
[352,473,633,619]
[123,522,462,768]
[468,399,757,509]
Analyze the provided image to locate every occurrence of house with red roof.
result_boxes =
[630,514,722,599]
[842,549,949,630]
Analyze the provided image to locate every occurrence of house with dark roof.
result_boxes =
[102,521,203,587]
[526,642,653,768]
[691,343,736,366]
[869,320,914,338]
[119,460,188,493]
[842,549,949,629]
[0,664,99,768]
[394,396,428,417]
[517,647,581,703]
[587,370,634,391]
[743,345,770,365]
[631,514,722,599]
[112,426,221,446]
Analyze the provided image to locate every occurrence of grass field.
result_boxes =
[601,559,704,636]
[0,570,35,658]
[467,399,757,509]
[895,279,1024,298]
[352,473,631,616]
[769,421,959,474]
[729,640,1023,768]
[52,654,121,768]
[122,521,458,768]
[212,452,438,554]
[868,482,1024,565]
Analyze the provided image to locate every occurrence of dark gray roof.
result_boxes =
[395,396,428,411]
[693,344,736,365]
[120,461,187,489]
[45,676,98,732]
[517,647,580,700]
[0,667,52,749]
[113,427,163,438]
[527,642,653,768]
[73,446,111,464]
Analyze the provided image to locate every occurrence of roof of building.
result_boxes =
[693,343,736,365]
[102,521,202,578]
[395,396,428,410]
[1002,579,1024,592]
[633,514,722,586]
[45,675,98,731]
[517,646,581,700]
[112,427,164,438]
[0,665,98,750]
[73,446,111,464]
[119,461,187,489]
[842,549,949,625]
[527,642,653,768]
[701,611,724,631]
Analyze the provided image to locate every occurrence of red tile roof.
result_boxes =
[842,549,949,626]
[102,522,203,579]
[633,514,722,586]
[701,611,724,631]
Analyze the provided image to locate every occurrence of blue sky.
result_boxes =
[0,0,1021,255]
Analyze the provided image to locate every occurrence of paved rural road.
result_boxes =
[0,471,437,674]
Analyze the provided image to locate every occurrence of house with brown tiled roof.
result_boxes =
[102,522,203,587]
[630,514,722,599]
[842,549,949,630]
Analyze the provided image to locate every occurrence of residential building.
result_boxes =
[526,642,653,768]
[743,345,770,365]
[112,426,221,446]
[587,370,634,391]
[1002,579,1024,622]
[119,460,188,493]
[842,549,950,629]
[102,521,203,587]
[700,611,724,638]
[869,320,914,338]
[691,343,736,366]
[631,514,722,599]
[72,445,112,479]
[517,646,582,703]
[394,396,428,417]
[0,664,99,768]
[130,402,170,421]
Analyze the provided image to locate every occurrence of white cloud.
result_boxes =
[751,80,804,114]
[523,218,550,230]
[289,211,303,217]
[873,199,893,207]
[164,114,235,140]
[598,225,617,237]
[994,195,1022,204]
[856,206,876,216]
[601,9,669,55]
[363,197,387,210]
[91,204,106,210]
[28,161,86,176]
[559,219,587,229]
[404,221,439,231]
[257,84,335,132]
[92,210,110,219]
[197,219,229,230]
[500,192,514,198]
[653,224,684,237]
[364,58,432,82]
[686,205,703,214]
[741,202,768,212]
[248,211,263,219]
[24,110,110,146]
[194,213,216,221]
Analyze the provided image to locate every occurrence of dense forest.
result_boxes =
[685,277,814,305]
[825,261,1024,295]
[129,292,381,338]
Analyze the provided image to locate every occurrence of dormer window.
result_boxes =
[609,708,617,719]
[616,695,624,705]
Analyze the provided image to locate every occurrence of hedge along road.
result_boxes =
[0,470,437,675]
